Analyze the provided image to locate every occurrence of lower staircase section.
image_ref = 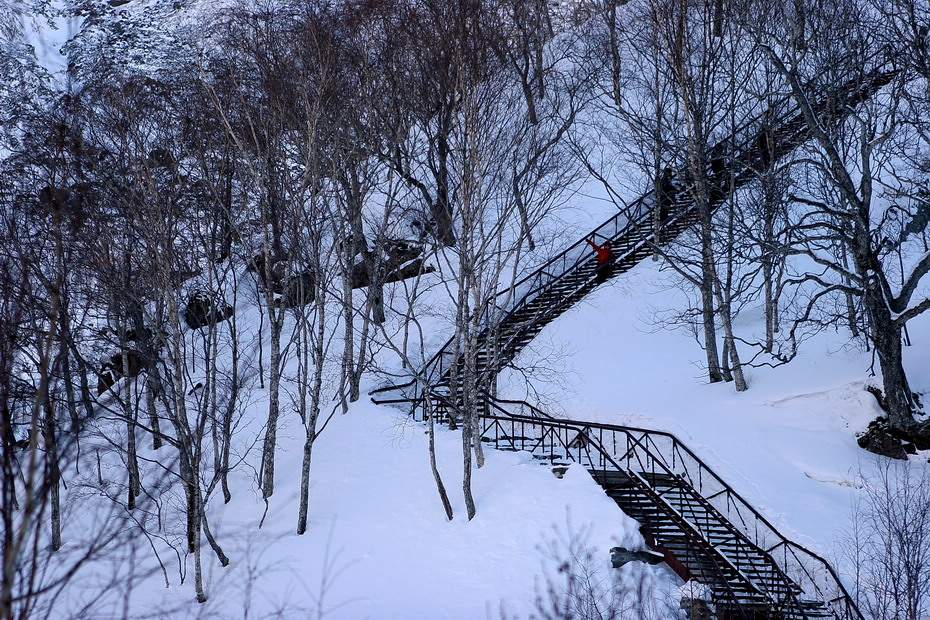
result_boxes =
[374,393,861,619]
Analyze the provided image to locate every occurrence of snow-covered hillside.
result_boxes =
[56,296,682,619]
[503,254,930,569]
[6,0,930,617]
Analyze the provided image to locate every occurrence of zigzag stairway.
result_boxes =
[371,68,897,619]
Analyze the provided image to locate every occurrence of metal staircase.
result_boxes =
[372,392,862,619]
[476,398,860,619]
[370,67,896,619]
[377,67,896,404]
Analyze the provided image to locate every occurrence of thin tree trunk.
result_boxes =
[123,343,141,510]
[700,227,723,383]
[462,422,476,521]
[297,286,326,535]
[297,434,314,534]
[763,258,775,352]
[202,512,228,566]
[719,296,746,391]
[427,399,453,521]
[221,296,239,504]
[607,1,622,108]
[340,258,354,414]
[43,395,61,551]
[261,312,282,499]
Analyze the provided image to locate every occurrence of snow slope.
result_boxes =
[501,255,930,567]
[71,392,675,619]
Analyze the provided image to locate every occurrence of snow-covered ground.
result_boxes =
[16,4,930,616]
[42,155,927,618]
[66,199,926,618]
[502,255,930,568]
[70,385,677,619]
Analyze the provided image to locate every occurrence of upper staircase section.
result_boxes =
[375,65,897,398]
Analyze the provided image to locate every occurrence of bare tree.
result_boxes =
[746,0,930,434]
[843,459,930,620]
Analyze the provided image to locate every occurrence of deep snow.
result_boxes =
[17,4,930,615]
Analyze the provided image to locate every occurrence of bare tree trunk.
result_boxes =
[340,258,354,414]
[718,295,746,391]
[297,433,314,534]
[606,1,623,108]
[462,423,476,521]
[297,268,326,535]
[763,258,775,352]
[869,296,916,431]
[761,175,779,351]
[43,394,61,551]
[699,219,724,383]
[351,303,372,402]
[221,287,239,504]
[261,311,282,499]
[122,341,141,511]
[427,398,453,521]
[840,243,860,338]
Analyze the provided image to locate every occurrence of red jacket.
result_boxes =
[586,238,612,265]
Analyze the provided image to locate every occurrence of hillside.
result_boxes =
[4,0,930,618]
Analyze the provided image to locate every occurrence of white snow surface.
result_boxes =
[56,189,929,619]
[501,255,930,563]
[71,388,673,618]
[19,2,929,614]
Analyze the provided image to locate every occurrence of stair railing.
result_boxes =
[485,397,863,620]
[373,66,897,404]
[370,384,863,619]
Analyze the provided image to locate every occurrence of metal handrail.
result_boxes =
[371,64,897,399]
[482,396,862,619]
[374,389,861,617]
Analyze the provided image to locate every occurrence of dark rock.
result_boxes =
[857,420,908,460]
[97,349,146,395]
[247,254,286,293]
[610,546,665,569]
[865,385,888,412]
[184,292,233,330]
[384,239,421,265]
[278,271,315,308]
[349,240,428,290]
[860,415,930,454]
[383,258,434,286]
[680,597,713,620]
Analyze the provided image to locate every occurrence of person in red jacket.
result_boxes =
[586,236,613,284]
